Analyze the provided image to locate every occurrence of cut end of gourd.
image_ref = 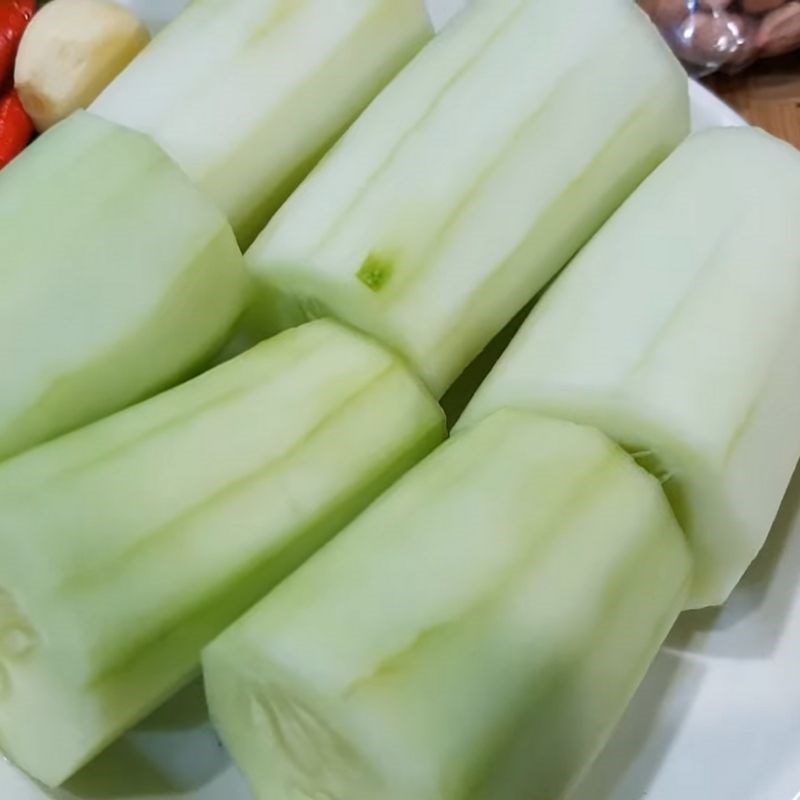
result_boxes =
[0,110,246,460]
[205,649,387,800]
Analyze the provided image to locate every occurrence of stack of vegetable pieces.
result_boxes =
[0,0,433,460]
[206,410,692,800]
[0,320,445,785]
[0,0,798,796]
[207,124,800,799]
[0,0,437,783]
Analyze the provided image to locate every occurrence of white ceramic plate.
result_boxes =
[5,2,798,799]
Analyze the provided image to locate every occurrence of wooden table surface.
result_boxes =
[706,52,800,147]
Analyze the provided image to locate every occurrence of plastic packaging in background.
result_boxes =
[639,1,800,75]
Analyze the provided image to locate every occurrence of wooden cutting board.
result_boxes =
[706,51,800,147]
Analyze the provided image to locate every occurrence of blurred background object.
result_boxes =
[639,0,800,75]
[640,1,800,147]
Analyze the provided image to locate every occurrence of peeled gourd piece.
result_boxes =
[246,0,689,396]
[91,0,433,245]
[461,127,800,608]
[0,111,246,460]
[205,410,690,800]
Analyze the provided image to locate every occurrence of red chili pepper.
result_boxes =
[0,88,33,168]
[0,0,36,89]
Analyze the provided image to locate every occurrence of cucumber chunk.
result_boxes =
[246,0,689,396]
[0,111,246,461]
[91,0,433,245]
[0,320,444,786]
[461,128,800,608]
[205,410,690,800]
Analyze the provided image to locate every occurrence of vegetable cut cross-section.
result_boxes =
[91,0,434,246]
[0,111,245,461]
[204,410,690,800]
[246,0,689,397]
[461,127,800,608]
[0,320,445,787]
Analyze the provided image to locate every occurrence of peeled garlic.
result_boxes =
[15,0,150,132]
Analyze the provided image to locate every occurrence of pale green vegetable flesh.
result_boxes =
[0,111,246,462]
[91,0,433,246]
[0,320,444,787]
[245,0,689,397]
[461,128,800,609]
[205,410,690,800]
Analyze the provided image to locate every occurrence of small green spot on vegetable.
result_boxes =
[357,253,393,292]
